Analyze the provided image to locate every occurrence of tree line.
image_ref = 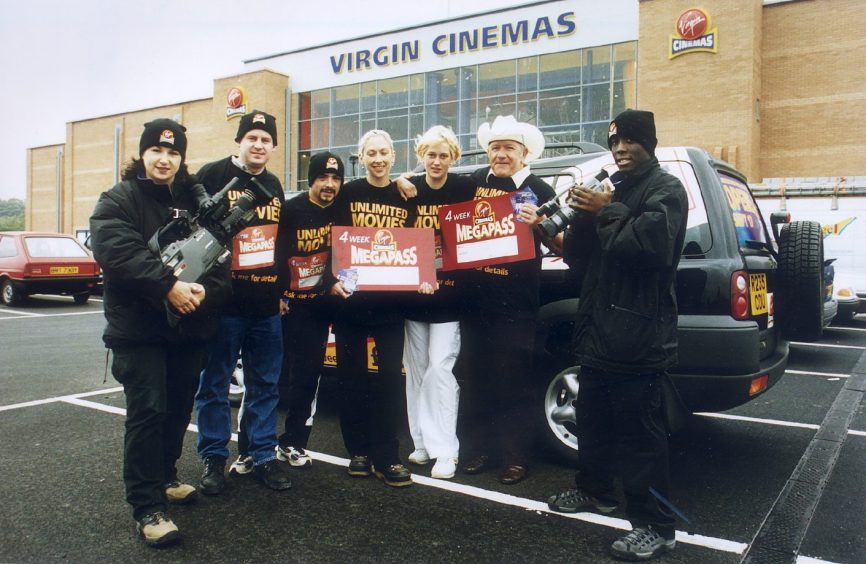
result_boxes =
[0,199,25,231]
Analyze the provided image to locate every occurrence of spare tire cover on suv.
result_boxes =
[776,220,824,342]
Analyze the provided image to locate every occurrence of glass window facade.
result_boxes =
[296,41,636,189]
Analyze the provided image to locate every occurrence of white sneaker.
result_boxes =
[431,458,458,479]
[229,455,254,475]
[276,445,312,468]
[408,449,430,464]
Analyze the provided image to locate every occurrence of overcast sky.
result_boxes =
[0,0,532,201]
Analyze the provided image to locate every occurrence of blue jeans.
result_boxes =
[196,313,283,465]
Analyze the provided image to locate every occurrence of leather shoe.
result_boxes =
[461,455,491,475]
[499,464,527,485]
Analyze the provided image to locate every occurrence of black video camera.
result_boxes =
[537,170,610,238]
[148,176,274,323]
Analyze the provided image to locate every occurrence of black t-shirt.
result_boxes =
[275,192,335,305]
[196,156,284,317]
[462,167,556,318]
[405,173,475,323]
[330,178,417,325]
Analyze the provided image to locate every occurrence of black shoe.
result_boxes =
[499,464,528,485]
[348,455,372,477]
[547,488,619,514]
[610,526,676,561]
[200,456,226,495]
[373,463,413,487]
[461,455,491,475]
[255,459,292,491]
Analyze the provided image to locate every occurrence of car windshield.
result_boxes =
[24,236,88,258]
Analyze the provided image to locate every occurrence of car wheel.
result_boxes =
[73,292,90,305]
[777,220,824,341]
[2,279,24,306]
[228,359,245,406]
[541,365,581,463]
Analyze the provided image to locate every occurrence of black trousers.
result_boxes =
[278,302,332,449]
[460,314,536,465]
[575,366,675,536]
[111,342,204,521]
[333,317,404,468]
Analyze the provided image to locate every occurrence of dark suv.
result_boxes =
[520,146,825,460]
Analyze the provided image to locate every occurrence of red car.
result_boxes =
[0,231,101,306]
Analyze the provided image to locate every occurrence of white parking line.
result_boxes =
[696,412,820,430]
[0,310,103,321]
[786,369,849,379]
[0,309,43,317]
[55,395,748,556]
[789,341,866,350]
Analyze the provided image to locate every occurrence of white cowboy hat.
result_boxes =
[477,115,546,163]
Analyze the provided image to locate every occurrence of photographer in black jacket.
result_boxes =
[546,110,688,561]
[90,119,231,547]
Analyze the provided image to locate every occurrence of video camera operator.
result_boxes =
[546,109,689,562]
[194,110,292,494]
[89,119,231,547]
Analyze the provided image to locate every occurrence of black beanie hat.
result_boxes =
[139,119,188,160]
[608,109,657,155]
[308,151,345,185]
[235,110,278,146]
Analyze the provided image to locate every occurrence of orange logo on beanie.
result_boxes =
[253,113,266,124]
[160,130,175,145]
[326,157,338,170]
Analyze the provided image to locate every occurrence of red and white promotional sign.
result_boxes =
[331,226,436,291]
[232,224,277,270]
[438,193,536,271]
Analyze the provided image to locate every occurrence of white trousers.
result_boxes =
[403,319,461,460]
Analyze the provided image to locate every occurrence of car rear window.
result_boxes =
[718,172,768,247]
[24,236,89,258]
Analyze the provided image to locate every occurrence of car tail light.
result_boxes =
[749,374,769,396]
[731,270,750,320]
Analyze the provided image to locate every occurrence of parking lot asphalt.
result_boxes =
[1,296,864,563]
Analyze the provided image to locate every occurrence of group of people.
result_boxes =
[90,106,688,561]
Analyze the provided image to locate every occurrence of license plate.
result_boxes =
[750,273,768,315]
[49,266,79,275]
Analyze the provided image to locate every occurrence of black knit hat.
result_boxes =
[608,109,657,155]
[308,151,344,185]
[139,119,187,160]
[235,110,278,146]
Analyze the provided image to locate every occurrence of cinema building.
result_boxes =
[26,0,866,236]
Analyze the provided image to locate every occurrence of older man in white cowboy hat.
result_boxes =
[457,115,555,485]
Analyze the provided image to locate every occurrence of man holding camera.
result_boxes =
[546,109,688,561]
[194,110,292,493]
[458,115,555,485]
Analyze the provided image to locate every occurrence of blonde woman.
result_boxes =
[402,126,473,479]
[328,129,417,487]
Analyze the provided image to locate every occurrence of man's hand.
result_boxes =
[417,281,438,295]
[518,203,543,226]
[568,182,612,215]
[395,173,418,201]
[329,281,353,299]
[167,281,205,315]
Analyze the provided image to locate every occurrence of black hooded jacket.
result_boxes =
[89,176,232,347]
[564,157,688,374]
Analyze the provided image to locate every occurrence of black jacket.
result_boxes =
[566,157,688,373]
[89,177,232,347]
